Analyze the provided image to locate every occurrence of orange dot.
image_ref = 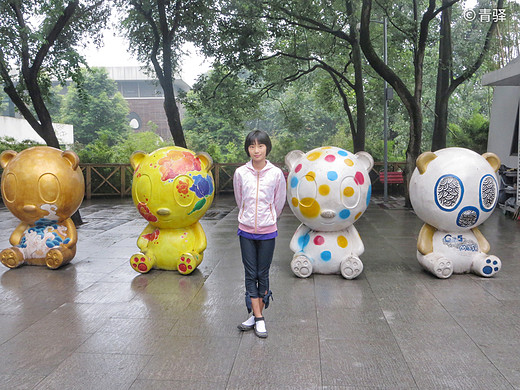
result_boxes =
[343,187,355,197]
[305,171,316,181]
[337,236,348,248]
[319,185,330,196]
[355,212,362,220]
[307,152,321,161]
[292,197,299,207]
[344,159,354,166]
[299,198,320,218]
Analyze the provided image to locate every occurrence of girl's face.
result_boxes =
[248,140,267,163]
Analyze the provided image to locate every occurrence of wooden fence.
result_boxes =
[0,161,407,200]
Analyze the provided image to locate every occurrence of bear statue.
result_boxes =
[285,146,373,279]
[130,146,214,274]
[409,147,502,279]
[0,146,84,269]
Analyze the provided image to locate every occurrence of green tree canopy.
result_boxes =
[61,68,131,145]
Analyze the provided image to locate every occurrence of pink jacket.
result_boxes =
[233,160,287,234]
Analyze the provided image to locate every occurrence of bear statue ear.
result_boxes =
[355,151,374,171]
[482,152,501,172]
[0,150,17,169]
[130,151,147,170]
[285,150,304,171]
[196,152,213,172]
[416,151,437,174]
[62,150,80,170]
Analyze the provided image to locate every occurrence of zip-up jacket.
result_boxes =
[233,160,287,234]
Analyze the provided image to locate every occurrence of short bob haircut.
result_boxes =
[244,130,272,157]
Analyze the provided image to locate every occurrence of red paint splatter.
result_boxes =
[138,263,147,272]
[178,263,187,273]
[295,164,302,173]
[143,230,160,241]
[314,236,325,245]
[137,203,158,222]
[325,155,336,162]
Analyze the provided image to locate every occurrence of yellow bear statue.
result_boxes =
[130,146,214,274]
[0,146,85,269]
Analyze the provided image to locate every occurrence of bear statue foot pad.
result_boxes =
[130,253,153,273]
[45,249,64,269]
[473,255,501,277]
[434,259,453,279]
[1,248,24,269]
[341,257,363,279]
[291,255,312,278]
[178,253,197,275]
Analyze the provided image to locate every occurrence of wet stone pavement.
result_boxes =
[0,194,519,389]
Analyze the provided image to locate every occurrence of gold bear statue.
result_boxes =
[0,146,85,269]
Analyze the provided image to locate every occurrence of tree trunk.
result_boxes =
[352,39,366,153]
[432,1,452,151]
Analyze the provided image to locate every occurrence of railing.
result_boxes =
[0,161,407,200]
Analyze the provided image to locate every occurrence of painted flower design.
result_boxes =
[137,202,158,222]
[176,180,189,195]
[190,175,213,199]
[158,151,202,182]
[143,229,160,241]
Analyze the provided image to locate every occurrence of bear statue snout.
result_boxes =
[22,204,37,212]
[321,210,336,219]
[156,208,171,216]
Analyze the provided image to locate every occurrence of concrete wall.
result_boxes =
[487,86,520,168]
[0,116,74,145]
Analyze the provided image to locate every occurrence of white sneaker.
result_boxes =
[237,315,255,331]
[254,317,267,338]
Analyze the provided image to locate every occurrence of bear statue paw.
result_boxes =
[130,253,153,273]
[1,247,24,269]
[472,254,501,277]
[178,253,197,275]
[291,255,312,278]
[340,256,363,279]
[45,248,64,269]
[433,258,453,279]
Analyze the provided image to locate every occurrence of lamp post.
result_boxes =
[382,17,389,203]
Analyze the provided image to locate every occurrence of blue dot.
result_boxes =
[327,171,338,181]
[482,266,493,275]
[338,150,348,156]
[291,177,299,188]
[321,251,332,261]
[486,259,491,264]
[298,233,310,251]
[494,267,499,271]
[366,185,372,206]
[339,209,350,219]
[493,261,498,265]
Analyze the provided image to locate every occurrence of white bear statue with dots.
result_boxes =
[409,147,502,279]
[285,147,374,279]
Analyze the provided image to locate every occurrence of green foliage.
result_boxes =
[60,68,131,145]
[75,131,169,164]
[447,113,490,154]
[0,137,42,154]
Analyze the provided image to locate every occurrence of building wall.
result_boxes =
[0,116,73,145]
[487,86,520,168]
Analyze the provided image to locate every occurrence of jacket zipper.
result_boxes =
[255,171,260,233]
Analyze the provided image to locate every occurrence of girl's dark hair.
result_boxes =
[244,130,272,157]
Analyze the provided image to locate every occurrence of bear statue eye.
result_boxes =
[434,174,463,211]
[135,174,152,203]
[297,173,317,207]
[480,174,497,211]
[38,173,60,203]
[173,175,195,207]
[2,173,16,203]
[341,176,360,209]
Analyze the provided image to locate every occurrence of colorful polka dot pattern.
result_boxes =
[289,147,370,220]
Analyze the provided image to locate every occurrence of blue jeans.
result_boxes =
[239,236,275,313]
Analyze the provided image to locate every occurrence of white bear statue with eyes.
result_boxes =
[409,147,502,279]
[285,147,373,279]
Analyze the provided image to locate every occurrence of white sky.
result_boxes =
[81,30,212,87]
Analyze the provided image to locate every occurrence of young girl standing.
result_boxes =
[233,130,286,338]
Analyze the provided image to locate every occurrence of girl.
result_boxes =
[233,130,286,338]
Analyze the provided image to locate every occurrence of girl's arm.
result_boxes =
[233,168,242,208]
[273,169,287,218]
